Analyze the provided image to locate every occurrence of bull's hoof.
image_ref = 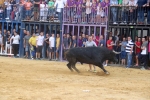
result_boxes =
[105,72,110,75]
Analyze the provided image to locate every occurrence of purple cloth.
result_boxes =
[76,0,83,6]
[91,3,97,12]
[100,1,106,7]
[77,7,82,15]
[78,39,83,47]
[67,0,75,7]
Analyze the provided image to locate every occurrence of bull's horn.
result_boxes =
[113,50,117,54]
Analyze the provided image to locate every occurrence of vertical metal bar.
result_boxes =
[72,25,74,35]
[94,26,96,37]
[89,26,90,35]
[43,24,46,59]
[77,26,80,47]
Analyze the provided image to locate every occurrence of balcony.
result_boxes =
[108,5,150,26]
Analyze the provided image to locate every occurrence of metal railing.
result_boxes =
[108,5,150,25]
[63,6,108,25]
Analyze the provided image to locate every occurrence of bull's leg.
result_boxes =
[72,64,80,73]
[67,62,73,72]
[98,63,109,74]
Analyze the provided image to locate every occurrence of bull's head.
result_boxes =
[108,50,118,63]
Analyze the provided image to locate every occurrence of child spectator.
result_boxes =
[86,0,92,23]
[6,30,11,54]
[48,0,54,21]
[134,37,141,67]
[24,0,33,20]
[49,33,55,61]
[0,6,3,20]
[121,37,127,65]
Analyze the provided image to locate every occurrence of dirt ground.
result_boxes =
[0,57,150,100]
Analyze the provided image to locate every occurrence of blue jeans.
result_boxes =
[130,10,136,23]
[31,46,36,58]
[122,10,128,22]
[111,7,117,22]
[138,7,144,23]
[0,13,3,19]
[57,8,63,22]
[127,52,133,67]
[26,10,31,16]
[147,8,150,24]
[7,10,11,19]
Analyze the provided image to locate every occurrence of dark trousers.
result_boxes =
[138,54,148,69]
[12,44,19,56]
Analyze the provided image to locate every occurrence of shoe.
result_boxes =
[129,23,132,25]
[104,64,107,67]
[120,22,124,24]
[87,69,92,72]
[93,70,97,73]
[113,22,117,24]
[140,67,146,70]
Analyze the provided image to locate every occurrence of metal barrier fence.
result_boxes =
[109,6,150,25]
[63,6,108,25]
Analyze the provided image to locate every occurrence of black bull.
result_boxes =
[65,47,118,74]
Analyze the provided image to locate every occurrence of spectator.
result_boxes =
[18,0,25,21]
[67,33,72,49]
[6,30,11,54]
[0,6,3,20]
[120,37,127,65]
[56,33,60,61]
[40,1,48,21]
[49,33,55,61]
[104,36,114,66]
[77,3,82,23]
[125,36,134,68]
[86,0,92,23]
[120,0,129,24]
[147,0,150,24]
[99,35,105,47]
[36,32,44,60]
[137,0,147,24]
[24,0,33,20]
[62,33,68,59]
[71,35,77,48]
[134,37,141,66]
[82,0,86,23]
[24,31,31,58]
[29,33,37,59]
[67,0,75,22]
[138,37,149,70]
[44,33,49,58]
[34,0,40,21]
[10,32,20,58]
[54,0,66,22]
[148,36,150,63]
[114,41,121,63]
[6,1,12,20]
[2,29,7,53]
[85,36,97,72]
[110,0,118,24]
[95,34,100,46]
[129,0,137,25]
[91,0,97,23]
[48,0,55,21]
[78,35,83,47]
[0,30,2,50]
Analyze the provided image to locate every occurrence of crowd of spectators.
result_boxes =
[110,0,150,24]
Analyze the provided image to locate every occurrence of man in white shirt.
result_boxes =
[54,0,66,21]
[36,32,44,60]
[138,37,149,70]
[49,33,55,60]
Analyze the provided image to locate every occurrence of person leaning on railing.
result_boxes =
[24,0,33,20]
[0,5,3,20]
[144,0,150,24]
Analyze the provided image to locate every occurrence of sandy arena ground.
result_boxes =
[0,57,150,100]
